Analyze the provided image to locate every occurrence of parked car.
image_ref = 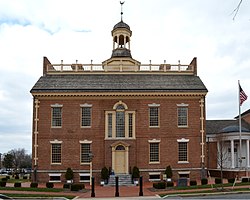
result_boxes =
[0,194,13,199]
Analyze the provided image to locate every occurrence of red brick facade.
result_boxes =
[31,19,207,183]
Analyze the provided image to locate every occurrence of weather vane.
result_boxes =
[120,1,125,21]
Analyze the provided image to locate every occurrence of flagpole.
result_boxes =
[238,80,242,169]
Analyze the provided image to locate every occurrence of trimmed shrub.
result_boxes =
[166,181,174,187]
[30,182,38,188]
[153,181,166,189]
[6,176,10,179]
[201,178,208,185]
[215,178,222,184]
[242,178,249,183]
[228,178,235,184]
[46,182,54,188]
[190,180,197,186]
[14,182,21,187]
[1,178,7,182]
[65,168,74,181]
[0,181,6,187]
[63,183,71,189]
[70,183,85,191]
[23,176,28,179]
[15,175,19,179]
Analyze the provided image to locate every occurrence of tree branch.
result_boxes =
[232,0,243,20]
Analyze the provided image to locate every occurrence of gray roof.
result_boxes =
[30,74,207,93]
[111,48,132,58]
[206,119,250,135]
[113,21,130,30]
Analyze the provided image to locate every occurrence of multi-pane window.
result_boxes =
[116,111,125,137]
[108,113,113,138]
[51,107,62,127]
[128,113,133,137]
[178,107,188,127]
[105,102,135,139]
[81,107,91,127]
[149,143,159,163]
[178,142,188,162]
[149,107,159,127]
[51,144,62,164]
[81,143,91,163]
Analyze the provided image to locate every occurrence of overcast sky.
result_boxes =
[0,0,249,154]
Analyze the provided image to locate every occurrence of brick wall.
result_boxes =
[32,97,205,182]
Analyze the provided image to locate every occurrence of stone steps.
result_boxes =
[107,174,135,186]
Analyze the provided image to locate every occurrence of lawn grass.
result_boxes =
[0,186,64,192]
[158,182,250,197]
[3,193,76,199]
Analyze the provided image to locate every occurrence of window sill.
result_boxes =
[81,126,91,128]
[105,137,136,140]
[51,163,62,165]
[51,126,62,128]
[177,126,188,128]
[80,162,91,165]
[149,162,160,164]
[149,126,160,128]
[178,161,189,164]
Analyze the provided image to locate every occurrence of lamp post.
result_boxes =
[88,152,94,186]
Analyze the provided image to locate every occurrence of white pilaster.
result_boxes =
[231,140,235,168]
[247,139,250,168]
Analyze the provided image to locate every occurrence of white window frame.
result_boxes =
[148,139,161,164]
[51,104,63,128]
[79,173,90,183]
[177,138,189,164]
[177,103,188,128]
[50,140,62,165]
[80,104,92,128]
[149,172,161,182]
[105,101,135,139]
[49,173,61,183]
[148,103,160,128]
[79,140,92,164]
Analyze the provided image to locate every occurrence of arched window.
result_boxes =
[116,105,125,137]
[105,101,135,139]
[116,145,125,151]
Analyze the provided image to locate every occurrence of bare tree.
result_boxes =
[9,148,31,171]
[216,135,230,189]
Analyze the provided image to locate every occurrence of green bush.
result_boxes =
[242,178,249,183]
[70,183,85,191]
[165,165,173,178]
[15,175,19,179]
[65,168,74,180]
[201,178,208,185]
[1,178,7,182]
[228,178,235,183]
[190,180,197,186]
[23,176,28,179]
[166,181,174,187]
[63,183,71,189]
[132,166,140,179]
[153,181,166,189]
[46,182,54,188]
[215,178,222,184]
[14,182,21,187]
[0,181,6,187]
[30,182,38,188]
[6,176,10,179]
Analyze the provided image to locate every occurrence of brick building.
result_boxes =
[30,18,207,183]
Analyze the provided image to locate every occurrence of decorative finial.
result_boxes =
[120,1,125,21]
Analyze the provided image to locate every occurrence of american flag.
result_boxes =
[239,84,248,106]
